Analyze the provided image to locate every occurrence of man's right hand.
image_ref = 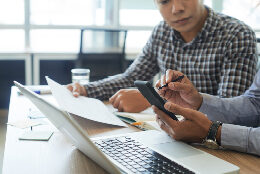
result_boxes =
[67,83,87,97]
[156,69,203,110]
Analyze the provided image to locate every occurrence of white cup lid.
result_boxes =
[71,68,90,73]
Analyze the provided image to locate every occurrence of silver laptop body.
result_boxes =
[14,81,239,174]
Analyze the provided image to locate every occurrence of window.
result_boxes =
[204,0,212,7]
[30,29,80,52]
[30,0,105,26]
[0,0,259,53]
[0,0,24,24]
[126,30,152,53]
[222,0,260,29]
[120,0,161,53]
[120,0,161,26]
[0,30,24,52]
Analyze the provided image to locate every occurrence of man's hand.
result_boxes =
[156,69,203,110]
[109,89,151,112]
[67,83,87,97]
[152,102,213,143]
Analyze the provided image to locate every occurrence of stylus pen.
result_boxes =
[158,75,185,90]
[18,89,51,95]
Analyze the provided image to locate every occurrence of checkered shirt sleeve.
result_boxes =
[84,7,257,100]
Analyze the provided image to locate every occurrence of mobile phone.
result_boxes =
[134,80,178,121]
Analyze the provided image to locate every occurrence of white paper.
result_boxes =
[46,77,127,127]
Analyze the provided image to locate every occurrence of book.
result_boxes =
[114,111,159,131]
[114,110,183,131]
[114,112,156,123]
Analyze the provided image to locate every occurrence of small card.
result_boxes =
[28,108,46,119]
[7,119,41,129]
[19,131,54,141]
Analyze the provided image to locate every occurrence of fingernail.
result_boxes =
[165,102,171,109]
[73,92,79,95]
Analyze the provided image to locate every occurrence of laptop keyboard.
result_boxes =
[94,136,195,174]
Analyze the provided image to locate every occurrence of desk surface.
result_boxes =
[2,87,260,174]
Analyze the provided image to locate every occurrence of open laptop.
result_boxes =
[14,81,239,174]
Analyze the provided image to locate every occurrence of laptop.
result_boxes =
[14,81,239,174]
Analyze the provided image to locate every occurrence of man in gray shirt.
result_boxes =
[153,69,260,156]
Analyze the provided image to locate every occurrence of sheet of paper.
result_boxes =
[114,112,156,122]
[46,77,127,127]
[28,108,46,119]
[7,119,42,129]
[19,131,53,141]
[143,121,161,131]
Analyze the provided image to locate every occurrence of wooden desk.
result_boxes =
[2,87,260,174]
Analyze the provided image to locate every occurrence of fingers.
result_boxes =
[168,81,191,93]
[155,79,161,88]
[72,83,82,97]
[166,70,184,83]
[157,70,185,91]
[163,89,174,100]
[156,115,172,134]
[160,75,167,87]
[152,106,178,128]
[155,79,166,97]
[67,85,73,92]
[109,93,118,106]
[109,90,120,104]
[111,96,120,110]
[164,102,194,120]
[67,83,87,97]
[109,91,123,111]
[166,69,174,84]
[117,101,124,112]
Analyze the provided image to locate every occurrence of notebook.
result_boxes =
[14,81,240,174]
[114,111,183,131]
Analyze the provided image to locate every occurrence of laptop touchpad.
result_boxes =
[150,142,203,159]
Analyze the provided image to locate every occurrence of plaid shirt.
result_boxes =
[85,7,257,100]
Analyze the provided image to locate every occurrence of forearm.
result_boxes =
[199,93,260,127]
[84,51,159,100]
[220,124,260,156]
[84,74,135,100]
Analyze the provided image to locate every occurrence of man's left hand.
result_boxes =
[109,89,151,112]
[152,102,212,143]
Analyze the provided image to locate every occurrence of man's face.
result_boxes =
[156,0,205,33]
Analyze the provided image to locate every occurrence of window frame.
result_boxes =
[0,0,259,52]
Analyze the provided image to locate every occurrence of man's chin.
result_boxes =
[171,24,196,34]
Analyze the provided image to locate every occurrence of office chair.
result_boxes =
[76,28,128,81]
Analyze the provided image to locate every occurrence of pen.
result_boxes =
[158,75,185,90]
[131,122,142,126]
[33,90,51,95]
[18,89,51,95]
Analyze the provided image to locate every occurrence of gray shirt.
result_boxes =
[199,70,260,156]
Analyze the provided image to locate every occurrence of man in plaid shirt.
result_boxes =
[68,0,257,113]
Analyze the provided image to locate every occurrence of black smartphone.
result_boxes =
[134,80,178,121]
